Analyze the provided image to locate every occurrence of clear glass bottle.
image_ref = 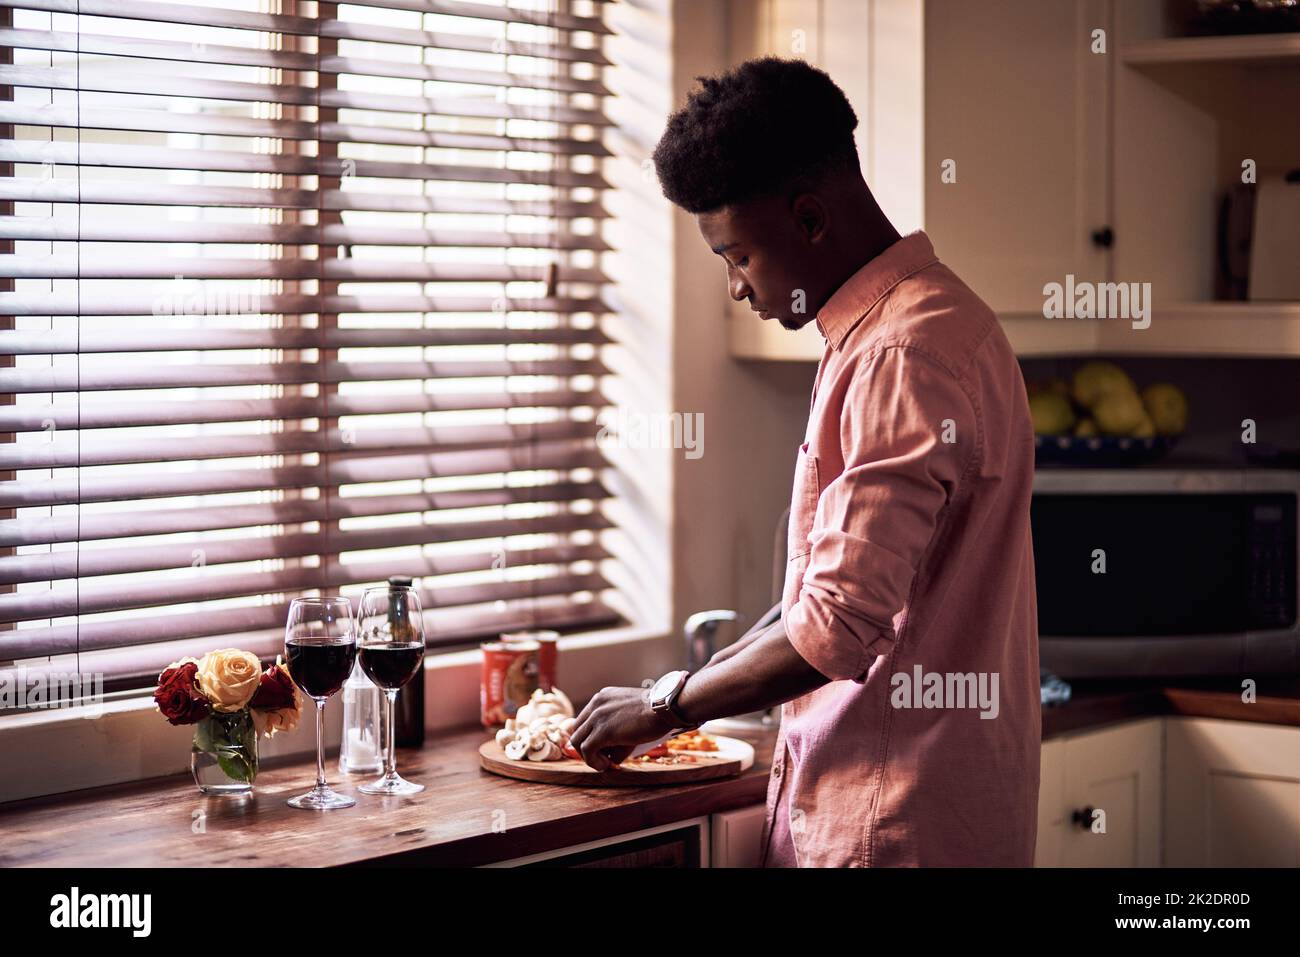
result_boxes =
[338,656,383,774]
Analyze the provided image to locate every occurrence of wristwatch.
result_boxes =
[648,669,699,733]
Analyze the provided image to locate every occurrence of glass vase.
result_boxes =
[190,710,259,796]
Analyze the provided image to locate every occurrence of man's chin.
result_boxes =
[778,315,809,332]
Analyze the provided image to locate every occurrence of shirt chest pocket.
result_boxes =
[787,441,822,563]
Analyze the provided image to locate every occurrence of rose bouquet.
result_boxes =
[154,649,303,792]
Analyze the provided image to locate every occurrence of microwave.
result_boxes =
[1032,470,1299,678]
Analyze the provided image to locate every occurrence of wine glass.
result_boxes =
[284,596,358,810]
[356,584,426,795]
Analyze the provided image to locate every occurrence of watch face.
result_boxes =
[650,671,683,702]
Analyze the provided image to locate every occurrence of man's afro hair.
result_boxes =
[652,57,859,214]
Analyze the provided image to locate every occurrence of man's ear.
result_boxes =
[791,193,828,244]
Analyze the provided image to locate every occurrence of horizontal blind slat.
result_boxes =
[0,512,614,587]
[2,573,612,656]
[0,179,609,217]
[0,65,614,126]
[0,324,611,355]
[4,567,612,623]
[2,480,611,547]
[0,388,608,432]
[0,442,608,508]
[0,29,611,96]
[47,599,625,687]
[0,292,608,319]
[0,140,612,190]
[1,419,601,470]
[0,215,612,250]
[0,103,612,155]
[2,357,609,393]
[0,256,611,283]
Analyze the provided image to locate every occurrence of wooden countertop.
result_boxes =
[3,678,1298,868]
[1041,678,1300,739]
[0,723,778,868]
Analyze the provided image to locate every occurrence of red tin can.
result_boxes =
[480,630,561,728]
[480,639,538,729]
[502,629,559,692]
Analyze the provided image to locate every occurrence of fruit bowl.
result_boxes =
[1034,433,1178,467]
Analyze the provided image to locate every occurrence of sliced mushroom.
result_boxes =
[527,740,561,761]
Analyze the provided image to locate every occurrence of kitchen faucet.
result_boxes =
[684,609,740,673]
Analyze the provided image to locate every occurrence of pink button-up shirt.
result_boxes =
[759,231,1040,867]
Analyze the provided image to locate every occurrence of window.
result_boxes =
[1,0,620,695]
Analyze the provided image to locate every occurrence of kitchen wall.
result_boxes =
[603,0,820,662]
[666,1,819,643]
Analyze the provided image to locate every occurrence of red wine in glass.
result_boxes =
[356,584,426,795]
[284,596,358,810]
[287,638,357,697]
[359,641,424,690]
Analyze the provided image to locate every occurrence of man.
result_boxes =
[568,57,1041,867]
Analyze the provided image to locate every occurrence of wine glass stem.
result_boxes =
[314,697,327,790]
[385,689,398,778]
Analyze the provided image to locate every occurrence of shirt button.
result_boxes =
[772,762,783,778]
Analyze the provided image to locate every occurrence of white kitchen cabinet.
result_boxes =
[707,718,1300,867]
[1036,719,1163,867]
[924,0,1112,318]
[1164,717,1300,867]
[727,0,1300,360]
[711,802,769,867]
[1035,737,1067,867]
[729,0,1111,359]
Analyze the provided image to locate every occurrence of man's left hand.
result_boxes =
[568,685,678,771]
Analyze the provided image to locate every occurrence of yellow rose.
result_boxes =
[196,648,262,712]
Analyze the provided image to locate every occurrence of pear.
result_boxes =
[1072,361,1137,409]
[1029,392,1076,436]
[1141,383,1189,435]
[1093,389,1146,436]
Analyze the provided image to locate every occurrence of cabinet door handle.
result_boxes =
[1071,806,1097,830]
[1090,227,1114,249]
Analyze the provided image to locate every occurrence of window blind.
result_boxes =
[0,0,621,691]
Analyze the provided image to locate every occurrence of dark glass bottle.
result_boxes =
[389,575,425,748]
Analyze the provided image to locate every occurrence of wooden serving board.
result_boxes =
[478,734,754,787]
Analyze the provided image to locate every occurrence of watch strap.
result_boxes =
[664,672,698,732]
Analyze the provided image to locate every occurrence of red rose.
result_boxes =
[250,661,297,713]
[154,661,209,726]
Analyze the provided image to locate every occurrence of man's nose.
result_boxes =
[728,271,751,302]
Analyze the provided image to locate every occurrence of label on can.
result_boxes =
[480,639,540,728]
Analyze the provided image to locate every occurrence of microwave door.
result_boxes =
[1032,491,1298,678]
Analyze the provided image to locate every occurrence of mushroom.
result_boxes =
[516,687,575,725]
[527,740,561,761]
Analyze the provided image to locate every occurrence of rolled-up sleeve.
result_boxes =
[785,345,978,682]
